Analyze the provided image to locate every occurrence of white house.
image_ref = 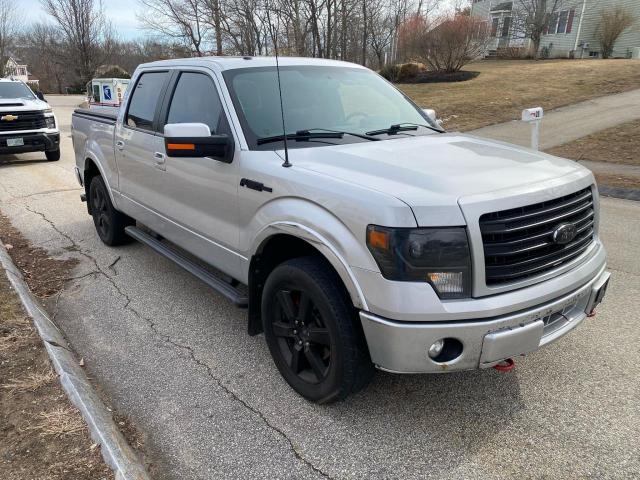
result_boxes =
[5,57,39,88]
[471,0,640,58]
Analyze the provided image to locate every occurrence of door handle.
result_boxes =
[153,152,166,171]
[115,140,125,150]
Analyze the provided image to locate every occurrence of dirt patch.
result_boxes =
[547,120,640,189]
[399,59,640,131]
[0,271,113,479]
[547,120,640,166]
[0,211,78,297]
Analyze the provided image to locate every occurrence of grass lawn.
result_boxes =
[0,271,114,479]
[547,120,640,189]
[399,59,640,132]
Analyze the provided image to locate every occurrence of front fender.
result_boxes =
[253,222,369,310]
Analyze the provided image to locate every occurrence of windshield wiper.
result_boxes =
[300,128,380,141]
[366,123,441,136]
[257,130,343,145]
[257,128,380,145]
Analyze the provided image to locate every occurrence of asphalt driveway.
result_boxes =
[0,96,638,479]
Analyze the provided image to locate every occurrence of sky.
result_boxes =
[19,0,463,42]
[20,0,143,40]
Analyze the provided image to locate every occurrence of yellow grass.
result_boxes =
[399,59,640,131]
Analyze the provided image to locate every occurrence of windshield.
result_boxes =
[223,65,439,149]
[0,82,36,100]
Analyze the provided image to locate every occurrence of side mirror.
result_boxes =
[422,108,444,128]
[164,123,234,163]
[36,91,46,101]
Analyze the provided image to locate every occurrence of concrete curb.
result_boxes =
[0,245,151,480]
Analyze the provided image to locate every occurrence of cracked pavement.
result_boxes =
[0,96,638,479]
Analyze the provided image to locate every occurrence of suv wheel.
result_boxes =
[89,176,133,246]
[45,149,60,161]
[262,256,374,403]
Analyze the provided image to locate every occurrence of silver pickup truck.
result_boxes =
[71,57,609,403]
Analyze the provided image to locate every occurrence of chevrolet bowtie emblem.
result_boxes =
[1,114,18,121]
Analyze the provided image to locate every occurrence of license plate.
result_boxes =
[7,138,24,147]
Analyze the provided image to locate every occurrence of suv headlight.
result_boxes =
[45,116,56,128]
[366,225,472,299]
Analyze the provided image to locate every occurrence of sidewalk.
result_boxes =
[470,88,640,150]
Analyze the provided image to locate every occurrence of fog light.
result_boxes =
[428,339,445,359]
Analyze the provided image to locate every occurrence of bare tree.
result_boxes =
[138,0,211,56]
[512,0,561,58]
[411,13,489,72]
[41,0,110,85]
[0,0,21,77]
[597,6,635,59]
[17,23,67,92]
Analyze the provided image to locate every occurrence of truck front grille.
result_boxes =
[0,111,47,132]
[479,186,595,286]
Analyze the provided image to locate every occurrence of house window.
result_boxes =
[557,10,568,34]
[566,9,575,33]
[548,12,559,34]
[501,17,511,38]
[491,17,499,37]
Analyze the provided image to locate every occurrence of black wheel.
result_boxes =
[89,176,134,246]
[45,149,60,161]
[262,256,374,403]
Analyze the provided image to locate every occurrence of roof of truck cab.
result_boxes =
[138,56,367,72]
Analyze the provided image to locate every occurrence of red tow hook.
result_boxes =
[492,358,515,372]
[587,309,597,318]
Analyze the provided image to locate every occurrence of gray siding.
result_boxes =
[576,0,640,58]
[472,0,640,58]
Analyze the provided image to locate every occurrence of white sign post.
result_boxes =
[521,107,543,151]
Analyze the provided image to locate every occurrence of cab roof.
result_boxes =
[138,56,367,72]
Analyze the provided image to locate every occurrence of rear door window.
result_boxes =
[126,72,168,131]
[166,72,227,134]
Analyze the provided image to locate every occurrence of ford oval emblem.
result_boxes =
[552,223,577,245]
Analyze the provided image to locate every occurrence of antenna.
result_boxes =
[266,6,291,168]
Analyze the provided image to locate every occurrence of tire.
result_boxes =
[45,149,60,161]
[89,175,134,246]
[262,256,375,403]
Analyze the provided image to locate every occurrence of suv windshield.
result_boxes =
[0,82,35,100]
[223,65,440,149]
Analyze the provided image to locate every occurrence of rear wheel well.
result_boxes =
[248,234,351,335]
[84,159,100,214]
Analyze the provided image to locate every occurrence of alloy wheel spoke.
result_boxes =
[276,290,296,321]
[297,292,312,324]
[307,327,330,346]
[272,321,294,338]
[290,348,303,374]
[304,347,327,381]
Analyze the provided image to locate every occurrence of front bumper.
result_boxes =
[0,132,60,154]
[360,266,610,373]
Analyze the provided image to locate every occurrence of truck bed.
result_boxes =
[72,108,118,191]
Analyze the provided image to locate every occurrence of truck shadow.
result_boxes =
[0,155,50,167]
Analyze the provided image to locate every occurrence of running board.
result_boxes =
[125,226,248,308]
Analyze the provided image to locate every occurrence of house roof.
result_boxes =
[490,1,512,12]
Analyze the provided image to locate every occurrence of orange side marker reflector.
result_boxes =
[368,229,390,250]
[167,143,195,150]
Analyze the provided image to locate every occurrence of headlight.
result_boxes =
[45,116,56,128]
[366,225,472,299]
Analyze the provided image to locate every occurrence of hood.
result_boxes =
[0,98,50,112]
[289,133,587,226]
